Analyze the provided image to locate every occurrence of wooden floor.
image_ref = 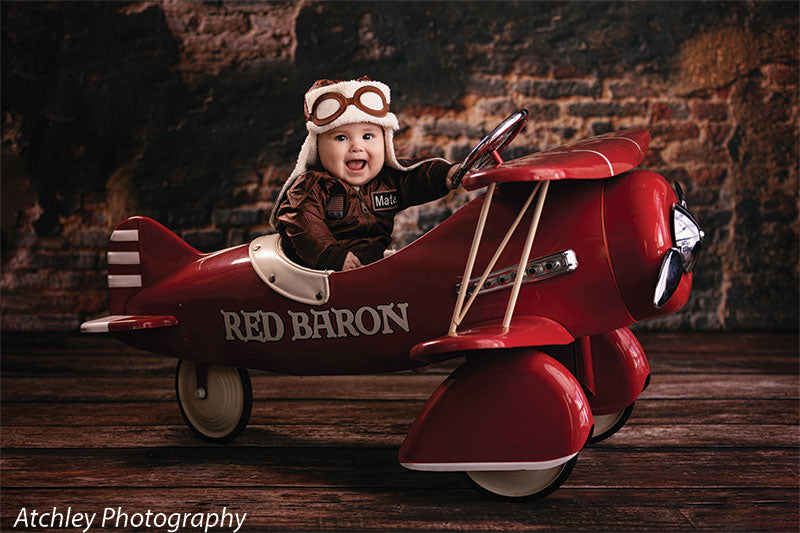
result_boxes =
[1,332,798,531]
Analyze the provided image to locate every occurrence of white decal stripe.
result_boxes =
[401,453,578,472]
[80,315,135,333]
[574,149,614,175]
[108,274,142,288]
[110,229,139,242]
[614,135,643,154]
[108,251,141,265]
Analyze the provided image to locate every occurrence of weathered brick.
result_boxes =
[75,228,110,249]
[198,14,250,35]
[0,271,49,291]
[651,122,700,142]
[410,146,446,160]
[418,206,452,234]
[1,1,796,332]
[29,252,99,271]
[1,313,80,331]
[182,228,225,252]
[667,142,730,166]
[479,99,518,117]
[513,79,600,99]
[705,124,734,145]
[551,127,578,140]
[249,227,275,241]
[502,146,537,161]
[762,63,799,88]
[567,102,647,117]
[37,237,69,251]
[591,121,613,135]
[211,207,262,226]
[522,103,561,122]
[608,82,657,99]
[643,148,664,166]
[692,102,729,121]
[227,228,249,246]
[425,120,485,139]
[448,144,473,162]
[695,167,728,187]
[466,77,508,97]
[650,101,690,121]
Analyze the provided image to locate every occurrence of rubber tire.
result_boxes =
[462,456,578,502]
[175,360,252,443]
[589,403,635,444]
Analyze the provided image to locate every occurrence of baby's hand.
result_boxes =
[447,163,467,190]
[342,251,362,271]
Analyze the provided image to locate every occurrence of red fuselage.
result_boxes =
[115,170,690,375]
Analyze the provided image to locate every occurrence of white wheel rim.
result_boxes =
[178,362,244,439]
[593,409,626,437]
[466,464,567,498]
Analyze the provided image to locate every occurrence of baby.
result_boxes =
[270,77,462,271]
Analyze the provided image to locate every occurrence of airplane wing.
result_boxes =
[410,316,574,364]
[462,129,650,190]
[80,314,178,333]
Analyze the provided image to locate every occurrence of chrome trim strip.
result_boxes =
[456,249,578,298]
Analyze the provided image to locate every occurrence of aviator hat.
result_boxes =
[269,76,446,226]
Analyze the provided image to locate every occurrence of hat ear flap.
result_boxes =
[269,133,318,227]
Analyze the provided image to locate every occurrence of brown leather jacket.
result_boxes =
[275,160,454,270]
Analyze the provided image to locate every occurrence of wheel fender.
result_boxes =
[399,349,593,470]
[588,327,651,415]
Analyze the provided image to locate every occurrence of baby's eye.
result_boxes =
[335,134,348,141]
[363,133,374,140]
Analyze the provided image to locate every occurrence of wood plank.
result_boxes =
[634,332,798,354]
[3,399,797,427]
[3,331,796,354]
[2,332,797,531]
[1,448,796,489]
[647,353,799,374]
[1,488,797,532]
[2,373,797,402]
[1,423,797,449]
[4,349,798,376]
[639,374,798,400]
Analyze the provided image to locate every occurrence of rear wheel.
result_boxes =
[175,360,252,443]
[589,403,635,443]
[463,456,578,501]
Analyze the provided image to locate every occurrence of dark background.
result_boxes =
[2,0,797,331]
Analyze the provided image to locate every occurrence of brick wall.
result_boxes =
[2,1,797,331]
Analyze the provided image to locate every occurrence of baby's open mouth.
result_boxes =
[346,160,367,171]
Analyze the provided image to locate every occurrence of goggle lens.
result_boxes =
[314,96,343,122]
[358,89,385,112]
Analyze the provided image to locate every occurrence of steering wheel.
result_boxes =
[451,109,528,188]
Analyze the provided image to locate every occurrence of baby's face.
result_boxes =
[317,123,385,186]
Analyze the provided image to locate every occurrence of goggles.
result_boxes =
[305,85,389,127]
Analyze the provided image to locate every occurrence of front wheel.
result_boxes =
[462,456,578,501]
[589,403,635,444]
[175,360,252,443]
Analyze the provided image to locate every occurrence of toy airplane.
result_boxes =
[82,111,704,500]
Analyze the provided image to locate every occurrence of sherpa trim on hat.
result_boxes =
[269,77,448,227]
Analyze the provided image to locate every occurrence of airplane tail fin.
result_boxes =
[107,216,201,314]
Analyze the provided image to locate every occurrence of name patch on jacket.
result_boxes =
[325,194,345,219]
[372,190,398,211]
